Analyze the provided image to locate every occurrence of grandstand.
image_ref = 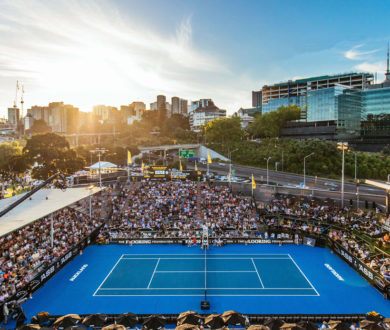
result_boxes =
[1,178,390,329]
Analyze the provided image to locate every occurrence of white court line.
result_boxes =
[98,287,315,290]
[93,254,124,296]
[155,270,257,273]
[95,294,317,297]
[287,254,320,296]
[121,254,291,256]
[251,258,264,288]
[121,257,290,260]
[147,258,160,289]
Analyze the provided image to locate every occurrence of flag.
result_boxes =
[195,161,198,171]
[207,151,212,164]
[179,159,183,171]
[127,150,132,165]
[252,174,256,190]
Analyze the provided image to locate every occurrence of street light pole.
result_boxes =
[264,157,271,185]
[228,148,238,184]
[303,153,314,188]
[337,142,348,209]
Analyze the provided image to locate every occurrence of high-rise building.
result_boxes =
[171,97,180,115]
[121,102,146,124]
[171,97,188,116]
[7,107,20,125]
[252,91,262,107]
[189,99,226,131]
[258,72,373,115]
[27,102,79,133]
[180,99,188,115]
[157,95,166,111]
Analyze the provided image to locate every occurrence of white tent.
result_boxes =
[89,161,117,170]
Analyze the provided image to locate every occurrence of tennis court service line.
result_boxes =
[287,254,320,296]
[147,258,161,289]
[251,258,264,288]
[93,254,125,296]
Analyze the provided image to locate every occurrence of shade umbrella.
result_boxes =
[327,321,350,330]
[359,320,383,330]
[102,325,127,330]
[263,318,285,330]
[82,313,107,327]
[221,311,246,327]
[143,315,167,330]
[176,324,200,330]
[31,312,51,325]
[297,321,318,330]
[177,311,202,326]
[54,314,81,328]
[64,326,87,330]
[17,325,41,330]
[280,323,304,330]
[115,313,138,327]
[204,314,225,329]
[247,325,270,330]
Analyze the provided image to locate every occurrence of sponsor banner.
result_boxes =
[303,237,316,247]
[329,238,389,294]
[2,225,102,308]
[109,238,295,245]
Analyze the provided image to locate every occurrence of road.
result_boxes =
[188,162,387,208]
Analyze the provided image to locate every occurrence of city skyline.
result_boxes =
[0,0,390,118]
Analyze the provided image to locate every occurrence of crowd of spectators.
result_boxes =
[0,172,30,200]
[100,180,258,241]
[0,208,100,303]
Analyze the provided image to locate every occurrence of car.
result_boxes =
[324,182,338,187]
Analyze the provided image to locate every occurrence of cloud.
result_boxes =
[344,44,379,60]
[0,0,245,116]
[354,61,385,73]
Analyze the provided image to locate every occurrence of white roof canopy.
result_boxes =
[0,186,101,237]
[89,161,117,170]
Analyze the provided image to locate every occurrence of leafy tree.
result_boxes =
[204,117,244,144]
[0,141,28,174]
[24,133,85,179]
[26,119,52,135]
[249,105,301,138]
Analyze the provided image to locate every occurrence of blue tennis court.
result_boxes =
[93,254,318,296]
[21,244,390,317]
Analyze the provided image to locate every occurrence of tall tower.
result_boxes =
[385,42,390,82]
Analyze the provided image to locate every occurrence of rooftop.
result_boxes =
[0,186,101,237]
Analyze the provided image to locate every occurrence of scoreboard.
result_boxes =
[143,166,169,179]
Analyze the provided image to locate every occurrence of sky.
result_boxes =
[0,0,390,118]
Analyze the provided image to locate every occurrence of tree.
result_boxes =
[0,141,28,174]
[24,133,85,179]
[204,117,244,144]
[249,105,301,138]
[26,119,52,135]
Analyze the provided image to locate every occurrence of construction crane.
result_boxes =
[13,80,19,108]
[20,82,24,118]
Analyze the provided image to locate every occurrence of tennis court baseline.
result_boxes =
[93,254,319,297]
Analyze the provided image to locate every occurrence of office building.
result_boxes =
[27,102,79,133]
[171,97,188,116]
[8,107,20,125]
[189,99,226,131]
[121,102,146,124]
[254,72,373,115]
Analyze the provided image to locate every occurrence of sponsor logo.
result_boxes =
[60,251,73,265]
[16,290,27,299]
[29,280,40,291]
[325,264,344,281]
[40,265,55,282]
[70,264,88,282]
